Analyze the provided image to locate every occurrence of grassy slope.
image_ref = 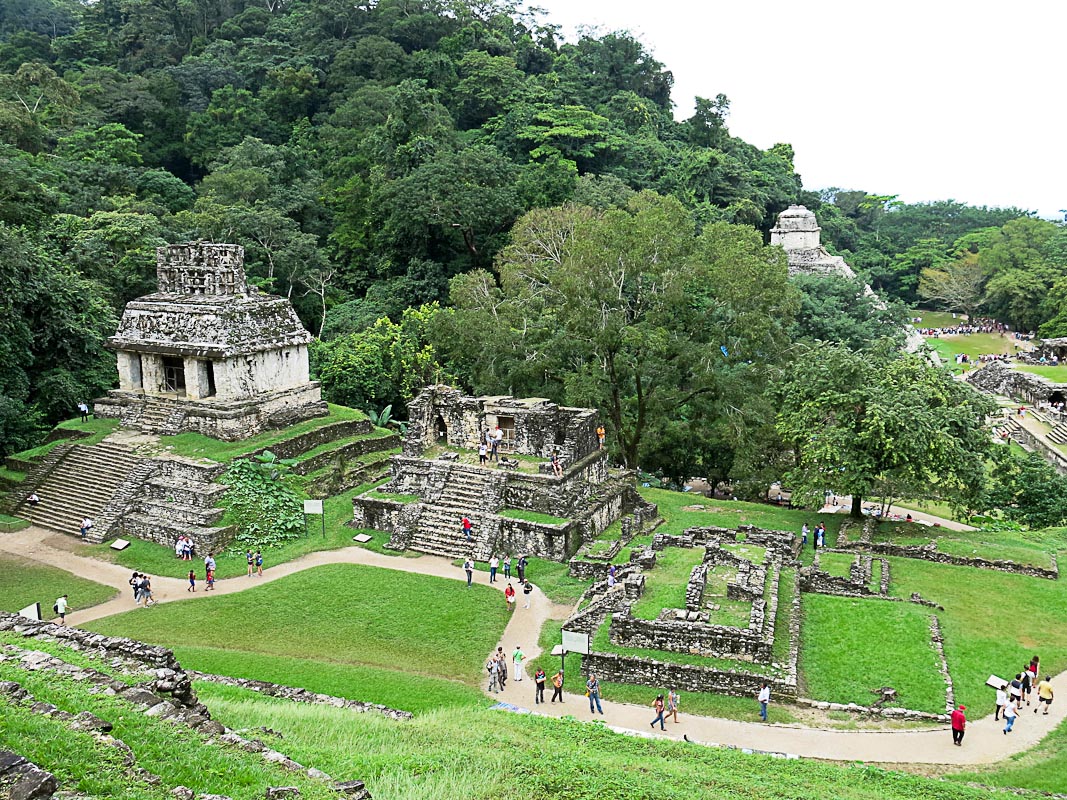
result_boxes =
[86,563,509,694]
[0,554,117,614]
[875,521,1061,569]
[800,595,945,713]
[1015,364,1067,382]
[197,683,992,800]
[0,667,338,800]
[5,417,120,462]
[158,404,366,462]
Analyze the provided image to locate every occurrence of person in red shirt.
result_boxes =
[504,583,516,610]
[951,704,967,746]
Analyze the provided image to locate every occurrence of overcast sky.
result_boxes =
[531,0,1066,219]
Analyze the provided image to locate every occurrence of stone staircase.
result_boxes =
[122,397,188,435]
[1047,422,1067,445]
[13,443,145,539]
[118,458,233,554]
[409,464,505,560]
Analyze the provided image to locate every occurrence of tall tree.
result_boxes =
[776,343,994,516]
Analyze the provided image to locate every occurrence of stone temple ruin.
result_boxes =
[6,242,347,552]
[351,385,655,561]
[770,205,857,279]
[94,242,327,440]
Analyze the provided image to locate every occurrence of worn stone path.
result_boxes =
[1,525,1063,767]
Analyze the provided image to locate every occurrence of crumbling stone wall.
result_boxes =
[581,651,796,699]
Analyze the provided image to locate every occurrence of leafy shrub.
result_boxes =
[222,452,304,549]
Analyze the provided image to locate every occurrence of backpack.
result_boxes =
[53,603,59,613]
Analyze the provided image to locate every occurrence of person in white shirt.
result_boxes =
[758,684,771,721]
[995,683,1009,720]
[489,555,499,583]
[1003,695,1018,733]
[55,595,69,625]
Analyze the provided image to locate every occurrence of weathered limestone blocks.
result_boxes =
[0,751,57,800]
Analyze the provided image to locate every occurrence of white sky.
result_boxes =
[530,0,1067,219]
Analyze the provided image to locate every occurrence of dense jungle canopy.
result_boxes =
[2,0,1063,497]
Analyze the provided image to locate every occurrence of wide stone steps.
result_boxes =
[16,443,141,536]
[1048,423,1067,445]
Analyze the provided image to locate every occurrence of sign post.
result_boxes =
[303,499,325,538]
[557,629,590,681]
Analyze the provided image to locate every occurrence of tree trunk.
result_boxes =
[850,495,863,519]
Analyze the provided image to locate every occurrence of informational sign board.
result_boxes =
[18,602,41,621]
[303,499,324,515]
[110,538,131,550]
[561,629,590,655]
[986,674,1007,689]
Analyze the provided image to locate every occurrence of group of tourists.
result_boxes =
[128,572,156,606]
[173,534,196,560]
[800,522,826,549]
[478,425,505,464]
[918,316,1010,337]
[245,549,264,577]
[995,656,1054,738]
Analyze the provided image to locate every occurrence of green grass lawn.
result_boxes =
[6,417,120,462]
[910,309,964,329]
[87,563,509,686]
[885,557,1067,713]
[1015,364,1067,382]
[641,488,841,539]
[196,683,998,800]
[817,551,856,578]
[0,513,29,532]
[800,594,945,713]
[0,554,118,614]
[874,521,1058,568]
[159,404,366,462]
[631,546,705,620]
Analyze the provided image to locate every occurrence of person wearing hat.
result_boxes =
[951,704,967,745]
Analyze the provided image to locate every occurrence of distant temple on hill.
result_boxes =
[94,242,327,440]
[770,205,857,279]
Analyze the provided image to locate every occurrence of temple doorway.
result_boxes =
[162,356,186,395]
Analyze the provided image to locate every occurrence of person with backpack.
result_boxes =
[463,558,474,588]
[486,656,501,693]
[129,572,140,602]
[246,550,254,577]
[522,579,533,609]
[255,551,263,577]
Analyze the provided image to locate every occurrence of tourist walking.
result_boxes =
[522,579,532,609]
[666,688,680,724]
[205,568,215,591]
[489,555,498,583]
[650,694,666,731]
[801,523,809,548]
[1036,675,1054,714]
[996,682,1008,720]
[77,402,89,422]
[204,552,216,574]
[586,673,603,714]
[596,424,605,449]
[80,516,93,540]
[504,583,516,609]
[479,441,488,465]
[486,656,500,693]
[187,569,196,592]
[950,705,966,746]
[255,551,263,576]
[1003,695,1019,733]
[1009,673,1023,710]
[490,425,503,461]
[534,667,546,704]
[512,645,525,682]
[551,670,564,703]
[757,683,770,721]
[463,557,474,588]
[246,550,254,577]
[140,575,155,606]
[129,572,140,602]
[496,647,508,688]
[462,516,473,541]
[503,555,511,580]
[54,594,68,625]
[517,555,528,583]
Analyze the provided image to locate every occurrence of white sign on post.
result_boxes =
[561,629,590,655]
[18,602,41,621]
[303,499,324,515]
